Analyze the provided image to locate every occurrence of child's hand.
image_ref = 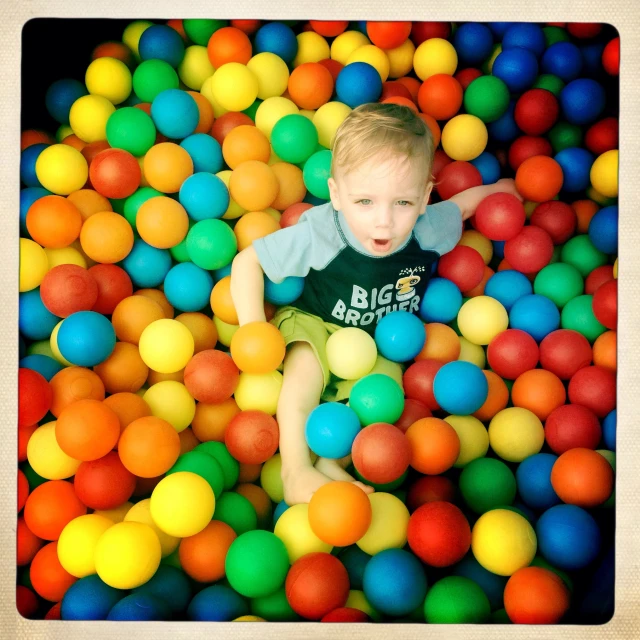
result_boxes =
[495,178,524,202]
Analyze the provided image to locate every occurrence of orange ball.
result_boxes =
[67,189,112,222]
[308,481,372,546]
[381,96,419,113]
[147,368,185,386]
[143,142,194,193]
[136,196,189,249]
[176,312,218,353]
[593,330,616,372]
[179,427,201,454]
[464,266,494,298]
[309,21,349,37]
[17,516,44,566]
[187,91,215,134]
[55,399,120,461]
[417,74,464,120]
[92,41,135,68]
[18,469,29,513]
[210,276,238,325]
[571,199,600,234]
[416,323,460,363]
[93,342,150,394]
[118,416,181,478]
[229,160,279,212]
[366,21,412,49]
[287,62,334,110]
[26,195,83,249]
[62,134,87,152]
[79,210,134,263]
[551,447,614,508]
[89,148,141,199]
[235,483,273,528]
[233,211,281,252]
[397,76,421,103]
[237,462,263,483]
[191,398,241,442]
[207,26,253,67]
[230,321,286,373]
[473,370,509,422]
[222,124,271,168]
[22,129,55,150]
[112,295,165,344]
[134,288,174,318]
[179,520,237,582]
[405,417,460,475]
[30,542,77,602]
[515,156,564,203]
[418,113,441,148]
[103,392,152,440]
[270,162,306,211]
[511,369,567,421]
[49,367,105,417]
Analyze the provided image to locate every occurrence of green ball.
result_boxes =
[124,187,163,228]
[349,373,405,426]
[561,294,607,342]
[534,262,584,307]
[561,235,608,277]
[459,457,517,514]
[548,121,583,153]
[550,244,563,264]
[532,74,565,97]
[242,99,262,121]
[160,546,182,570]
[18,566,33,590]
[183,19,227,45]
[424,576,491,623]
[166,450,225,499]
[491,608,512,623]
[170,224,194,262]
[213,491,258,535]
[303,150,332,200]
[251,587,300,621]
[21,462,47,490]
[353,467,408,492]
[194,441,240,490]
[132,59,180,103]
[530,556,574,593]
[106,107,157,157]
[463,76,510,123]
[109,197,127,215]
[271,114,319,164]
[186,219,237,270]
[543,26,570,47]
[225,530,290,598]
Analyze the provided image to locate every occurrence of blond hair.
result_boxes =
[330,103,435,184]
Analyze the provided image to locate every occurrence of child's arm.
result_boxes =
[448,178,523,221]
[230,246,267,326]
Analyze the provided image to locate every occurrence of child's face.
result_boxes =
[328,153,432,256]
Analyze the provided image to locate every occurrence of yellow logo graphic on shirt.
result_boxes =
[396,266,425,301]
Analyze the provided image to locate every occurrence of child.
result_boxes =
[231,103,522,505]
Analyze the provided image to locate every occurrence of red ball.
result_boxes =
[474,192,526,241]
[88,264,134,315]
[508,136,553,172]
[407,501,471,567]
[380,81,413,103]
[539,329,593,380]
[366,21,412,49]
[394,398,432,433]
[45,602,62,620]
[437,245,485,291]
[504,226,554,274]
[431,148,453,181]
[351,422,411,484]
[321,608,371,623]
[529,201,577,245]
[280,202,313,228]
[89,148,141,199]
[224,410,279,464]
[18,469,29,513]
[487,329,539,380]
[544,403,602,454]
[183,349,240,404]
[435,161,483,200]
[406,475,456,512]
[74,451,137,510]
[567,23,602,39]
[210,111,254,145]
[403,359,443,410]
[40,264,99,318]
[515,156,564,202]
[568,365,616,418]
[454,67,483,91]
[584,117,618,155]
[602,37,620,75]
[585,265,614,295]
[286,552,350,620]
[514,89,559,136]
[592,279,617,330]
[411,22,451,46]
[19,368,52,428]
[16,585,39,619]
[318,58,344,83]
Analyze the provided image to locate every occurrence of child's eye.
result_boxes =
[357,199,372,205]
[398,201,412,206]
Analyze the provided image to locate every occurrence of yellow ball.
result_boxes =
[457,296,508,345]
[93,502,133,524]
[50,321,73,367]
[85,57,132,105]
[346,590,382,622]
[386,38,416,79]
[255,96,299,140]
[200,75,229,118]
[213,314,240,345]
[488,407,544,462]
[458,336,486,368]
[313,101,351,149]
[441,114,488,161]
[211,62,259,112]
[585,185,616,207]
[138,318,194,373]
[150,471,216,537]
[124,498,180,558]
[444,415,489,467]
[483,44,502,74]
[293,31,331,67]
[26,340,56,359]
[471,509,537,576]
[216,170,246,220]
[590,149,618,198]
[123,20,154,59]
[299,109,316,121]
[178,45,215,90]
[234,615,266,622]
[274,503,333,563]
[69,94,116,143]
[459,230,493,264]
[414,38,458,80]
[44,246,87,269]
[331,31,370,66]
[338,354,404,398]
[95,521,162,589]
[27,422,81,480]
[234,370,283,415]
[356,493,410,555]
[35,144,89,195]
[143,380,196,432]
[57,514,113,578]
[20,238,49,292]
[346,45,390,83]
[523,200,539,220]
[325,327,377,380]
[247,52,290,100]
[613,258,618,278]
[56,124,74,143]
[260,453,283,502]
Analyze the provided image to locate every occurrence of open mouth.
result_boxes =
[372,239,392,252]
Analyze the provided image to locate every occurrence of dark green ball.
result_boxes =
[183,19,227,45]
[459,457,517,514]
[548,121,583,152]
[213,491,258,535]
[561,294,607,342]
[424,576,491,623]
[194,441,240,490]
[463,76,510,123]
[534,262,584,307]
[250,587,300,621]
[561,235,608,277]
[166,450,225,499]
[532,74,565,97]
[543,26,570,46]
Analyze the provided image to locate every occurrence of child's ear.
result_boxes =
[420,180,434,213]
[328,177,341,210]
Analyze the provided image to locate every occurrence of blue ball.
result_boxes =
[352,20,368,35]
[502,23,546,57]
[133,565,192,614]
[485,270,533,311]
[45,78,88,124]
[470,152,501,185]
[187,585,249,621]
[559,78,606,126]
[107,593,171,621]
[362,548,428,617]
[488,22,511,38]
[19,354,63,381]
[305,402,361,459]
[420,277,463,323]
[179,172,229,221]
[213,263,233,282]
[509,294,560,342]
[254,22,298,65]
[515,453,562,511]
[273,500,290,526]
[487,100,521,143]
[492,240,506,259]
[139,24,186,68]
[61,575,124,620]
[588,205,618,254]
[339,545,371,591]
[57,311,116,367]
[151,89,199,139]
[453,23,494,65]
[602,409,616,451]
[163,262,214,312]
[451,553,508,611]
[20,143,49,188]
[579,42,605,76]
[554,147,594,192]
[20,187,52,236]
[535,504,602,570]
[335,62,383,108]
[180,133,224,174]
[19,336,26,359]
[19,289,60,341]
[492,48,539,93]
[121,239,173,288]
[541,42,583,83]
[303,192,327,206]
[433,361,489,415]
[374,310,426,362]
[264,275,305,305]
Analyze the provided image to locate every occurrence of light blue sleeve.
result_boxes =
[414,200,463,256]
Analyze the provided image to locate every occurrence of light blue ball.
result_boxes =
[151,89,199,139]
[180,133,224,174]
[335,62,383,108]
[273,500,290,527]
[107,593,171,621]
[20,143,49,188]
[453,23,494,65]
[19,289,60,341]
[515,453,561,511]
[213,263,233,282]
[602,409,616,451]
[187,585,249,621]
[509,294,561,342]
[139,24,186,68]
[254,22,298,65]
[20,187,52,236]
[133,565,192,614]
[484,270,533,311]
[45,78,88,124]
[451,553,508,611]
[420,277,462,323]
[374,310,426,362]
[339,545,371,591]
[541,41,583,83]
[19,354,64,381]
[305,402,362,459]
[264,275,305,306]
[559,78,606,126]
[57,311,116,367]
[121,239,173,288]
[492,48,539,93]
[554,147,594,192]
[179,172,229,221]
[163,262,214,312]
[470,152,501,185]
[502,23,546,57]
[487,101,520,143]
[588,205,618,254]
[433,361,488,415]
[61,575,124,620]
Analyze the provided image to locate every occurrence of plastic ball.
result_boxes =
[515,156,564,203]
[224,410,279,465]
[325,327,377,380]
[561,234,608,277]
[470,151,501,184]
[60,574,123,620]
[143,142,194,193]
[529,201,577,244]
[89,264,133,315]
[27,420,83,480]
[187,584,249,622]
[585,117,618,155]
[492,47,539,93]
[178,519,236,583]
[509,294,561,342]
[588,204,618,254]
[373,310,425,362]
[55,310,115,367]
[143,380,196,431]
[553,147,594,192]
[413,37,458,80]
[432,360,488,414]
[516,453,561,511]
[335,62,382,107]
[46,78,89,124]
[273,502,331,562]
[561,294,607,342]
[19,367,52,427]
[19,238,48,294]
[138,318,194,374]
[484,269,533,311]
[474,193,526,241]
[183,349,238,404]
[132,59,179,102]
[271,114,319,164]
[560,78,606,125]
[487,329,539,379]
[405,417,459,474]
[194,441,240,491]
[435,161,482,200]
[180,133,224,174]
[136,196,189,249]
[106,593,170,621]
[264,275,305,306]
[511,368,566,420]
[163,262,213,313]
[489,407,545,463]
[592,279,617,332]
[187,219,237,270]
[139,23,185,67]
[424,576,490,624]
[74,451,136,511]
[287,62,334,110]
[514,89,559,136]
[356,493,410,555]
[349,374,405,426]
[30,541,78,602]
[89,148,141,199]
[57,514,113,578]
[419,278,462,324]
[457,295,509,346]
[79,210,135,264]
[150,89,199,139]
[441,114,488,161]
[352,422,411,485]
[26,194,83,248]
[460,457,517,514]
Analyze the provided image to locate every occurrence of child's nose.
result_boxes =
[375,206,393,227]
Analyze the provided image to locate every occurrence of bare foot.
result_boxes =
[314,457,375,496]
[281,465,335,505]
